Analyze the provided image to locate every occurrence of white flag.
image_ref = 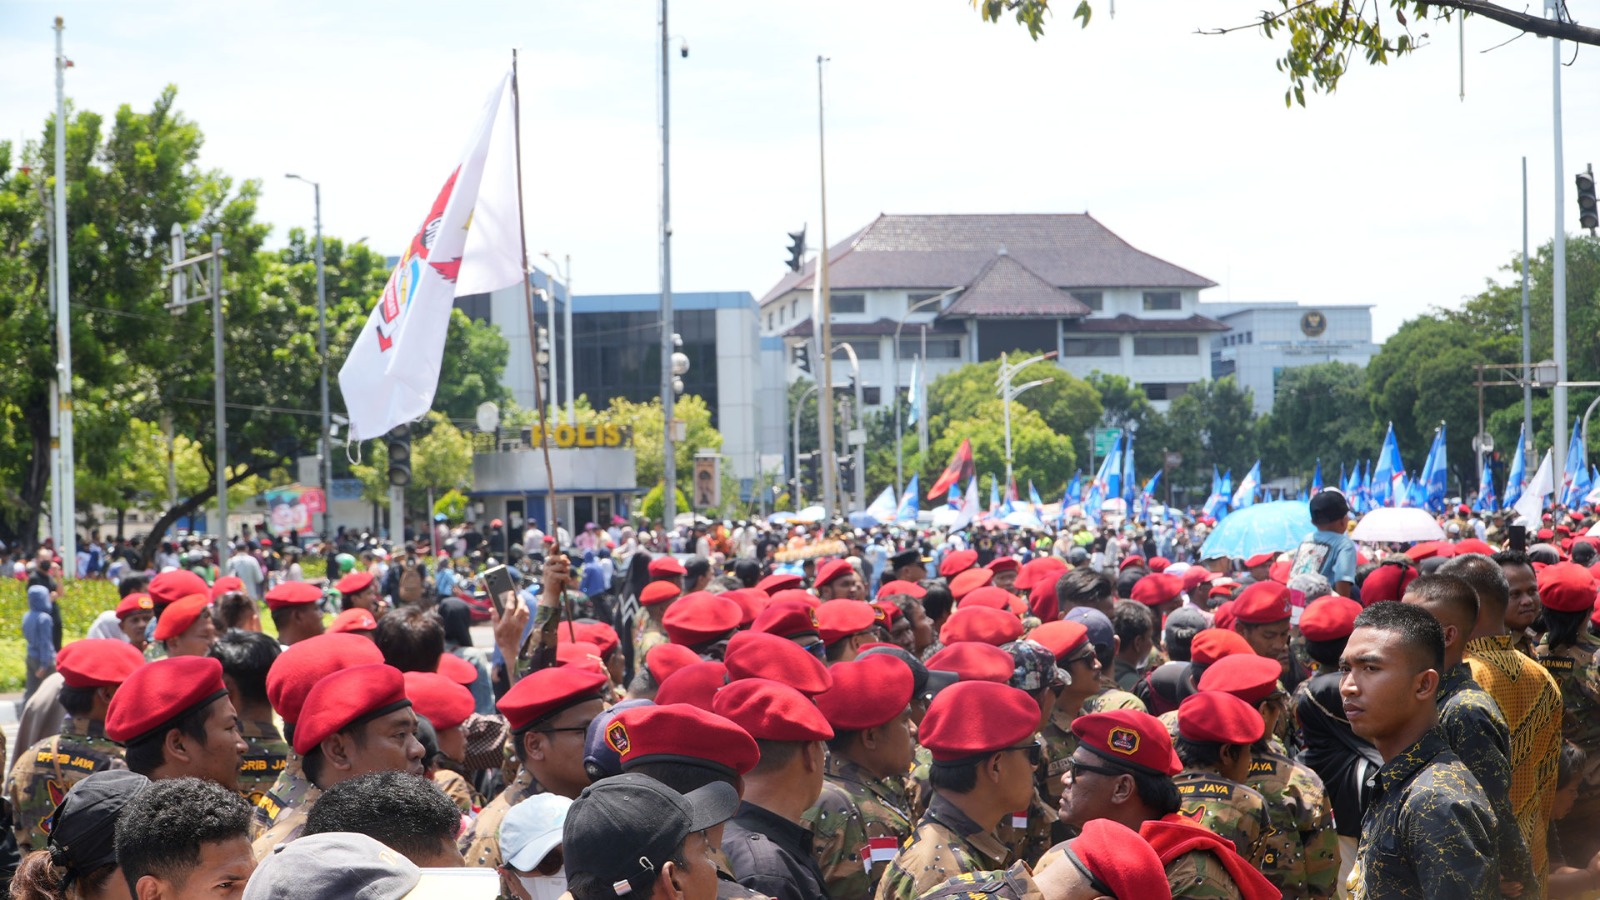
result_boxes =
[951,478,980,532]
[339,70,524,441]
[1512,449,1554,525]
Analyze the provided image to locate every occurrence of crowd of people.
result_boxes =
[4,486,1600,900]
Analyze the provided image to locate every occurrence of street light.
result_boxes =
[831,342,865,512]
[792,382,819,508]
[996,351,1056,491]
[892,286,963,496]
[284,174,331,542]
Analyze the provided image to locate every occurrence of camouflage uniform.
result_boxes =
[874,793,1010,900]
[1245,747,1339,899]
[908,748,1053,869]
[462,767,540,867]
[912,861,1044,900]
[251,783,322,858]
[1037,835,1245,899]
[433,767,480,815]
[1536,631,1600,858]
[634,615,670,673]
[1039,687,1146,809]
[5,718,125,853]
[237,718,290,809]
[1171,768,1271,867]
[805,756,914,900]
[253,751,311,830]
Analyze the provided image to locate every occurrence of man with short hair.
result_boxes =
[375,604,446,673]
[105,656,247,790]
[1171,691,1272,867]
[1054,568,1114,618]
[1111,600,1156,690]
[1289,490,1355,597]
[564,773,736,900]
[303,770,464,868]
[814,559,861,602]
[154,592,219,658]
[208,629,289,806]
[1497,549,1544,658]
[1339,600,1497,899]
[263,582,324,647]
[114,776,257,900]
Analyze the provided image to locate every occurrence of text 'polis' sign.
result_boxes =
[526,423,631,449]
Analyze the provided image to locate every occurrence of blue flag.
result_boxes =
[897,474,919,523]
[1372,424,1406,507]
[1122,434,1137,508]
[1420,425,1448,512]
[1474,458,1497,512]
[1504,424,1528,510]
[1311,460,1324,494]
[1232,461,1261,509]
[1563,425,1590,508]
[1067,471,1082,504]
[1204,468,1232,520]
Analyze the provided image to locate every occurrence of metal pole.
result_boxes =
[547,269,559,423]
[563,253,574,424]
[815,55,837,519]
[1522,158,1534,461]
[893,316,902,498]
[212,232,227,543]
[1003,357,1014,489]
[660,0,677,529]
[918,326,928,457]
[854,358,865,512]
[793,382,816,508]
[314,183,331,540]
[1551,0,1569,486]
[54,16,76,570]
[40,187,60,554]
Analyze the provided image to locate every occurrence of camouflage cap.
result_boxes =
[1000,639,1065,693]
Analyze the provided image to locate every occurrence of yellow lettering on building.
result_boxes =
[528,423,629,449]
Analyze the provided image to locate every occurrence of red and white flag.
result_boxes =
[338,69,524,442]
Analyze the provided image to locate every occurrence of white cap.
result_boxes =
[500,793,573,872]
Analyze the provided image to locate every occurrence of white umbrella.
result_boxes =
[796,505,827,523]
[1350,507,1445,543]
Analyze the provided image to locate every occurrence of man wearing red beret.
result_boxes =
[816,599,880,664]
[986,557,1020,594]
[106,656,248,793]
[806,655,917,899]
[264,581,326,647]
[875,681,1040,900]
[5,639,144,853]
[208,629,291,808]
[814,558,862,601]
[713,679,834,900]
[1171,691,1272,867]
[334,569,385,619]
[1532,560,1600,861]
[153,590,219,659]
[920,818,1175,900]
[634,579,683,671]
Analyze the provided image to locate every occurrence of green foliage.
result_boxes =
[926,353,1102,446]
[593,394,722,500]
[639,483,691,525]
[1258,362,1376,481]
[0,578,117,658]
[351,412,474,515]
[927,399,1078,495]
[434,488,469,523]
[1153,377,1258,497]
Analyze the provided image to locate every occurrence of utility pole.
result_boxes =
[1550,0,1569,483]
[815,55,837,519]
[166,227,227,543]
[286,174,331,539]
[1522,158,1534,462]
[53,17,77,569]
[659,0,678,529]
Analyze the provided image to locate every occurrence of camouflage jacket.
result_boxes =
[434,767,481,815]
[1172,768,1271,867]
[462,767,539,867]
[1245,748,1340,899]
[634,615,670,673]
[1039,687,1146,806]
[1434,661,1535,891]
[874,793,1010,900]
[253,751,310,831]
[5,718,125,853]
[237,718,290,809]
[1037,837,1245,900]
[908,747,1053,869]
[804,756,914,900]
[912,860,1043,900]
[251,782,322,859]
[1535,633,1600,820]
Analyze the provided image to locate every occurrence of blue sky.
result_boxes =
[2,0,1596,342]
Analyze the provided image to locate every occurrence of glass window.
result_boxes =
[1063,337,1121,357]
[907,291,947,312]
[1141,383,1192,401]
[1142,291,1181,311]
[831,293,866,314]
[1133,337,1199,356]
[833,339,880,360]
[863,387,882,406]
[898,337,964,359]
[1070,291,1103,311]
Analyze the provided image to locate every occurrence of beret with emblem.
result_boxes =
[938,549,979,579]
[266,633,386,724]
[115,593,155,620]
[654,661,729,711]
[640,581,682,607]
[724,631,832,696]
[1232,581,1293,624]
[294,663,412,755]
[147,569,210,610]
[948,567,994,601]
[614,703,758,776]
[105,656,228,744]
[265,581,323,611]
[1177,691,1265,745]
[58,639,145,689]
[647,555,687,577]
[1299,597,1363,642]
[712,678,833,742]
[498,666,608,732]
[925,642,1014,684]
[402,671,474,731]
[328,607,378,634]
[813,654,914,732]
[815,599,878,645]
[1538,561,1598,613]
[1196,654,1283,705]
[152,593,211,642]
[919,681,1037,762]
[940,606,1024,646]
[662,593,741,647]
[1072,708,1183,775]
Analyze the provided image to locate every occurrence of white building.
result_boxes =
[1202,302,1378,414]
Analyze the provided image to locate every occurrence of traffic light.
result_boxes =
[792,343,811,374]
[387,424,412,486]
[839,456,856,493]
[785,227,807,272]
[1578,167,1598,232]
[797,452,819,498]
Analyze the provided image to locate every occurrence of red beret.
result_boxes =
[939,606,1024,646]
[1299,597,1362,642]
[335,570,376,594]
[498,666,608,731]
[1243,552,1275,569]
[876,579,927,600]
[814,558,855,589]
[1404,540,1455,562]
[613,703,758,776]
[1069,819,1173,900]
[1014,557,1067,592]
[872,601,901,628]
[712,678,833,742]
[152,593,211,642]
[556,642,608,678]
[1072,709,1182,775]
[558,621,620,657]
[721,589,768,627]
[1029,570,1067,622]
[751,601,819,640]
[1182,566,1215,592]
[948,567,994,600]
[641,581,682,607]
[435,652,479,685]
[960,586,1025,616]
[1177,691,1265,745]
[919,681,1037,762]
[1196,655,1283,705]
[925,642,1014,683]
[815,600,878,645]
[115,593,155,620]
[724,631,833,696]
[329,607,379,634]
[986,556,1020,574]
[1361,563,1418,605]
[757,572,804,594]
[57,639,144,689]
[1455,538,1495,556]
[1189,628,1254,666]
[1268,560,1293,585]
[1539,561,1597,613]
[1119,556,1147,572]
[1538,526,1555,540]
[1028,620,1091,662]
[655,661,729,710]
[1149,557,1172,573]
[648,555,687,577]
[265,582,322,611]
[645,643,702,686]
[770,588,821,609]
[105,656,228,743]
[814,655,914,731]
[266,633,386,724]
[211,575,245,599]
[1231,582,1292,625]
[663,593,742,646]
[1131,573,1185,608]
[148,570,210,609]
[1209,581,1241,601]
[1211,601,1238,631]
[403,671,474,730]
[294,663,411,755]
[938,549,978,578]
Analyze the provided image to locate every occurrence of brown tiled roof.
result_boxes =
[759,214,1215,306]
[939,253,1091,318]
[781,317,967,339]
[1068,314,1230,334]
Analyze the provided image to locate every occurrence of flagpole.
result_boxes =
[511,50,559,539]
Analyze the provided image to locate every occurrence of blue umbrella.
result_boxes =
[1198,500,1313,561]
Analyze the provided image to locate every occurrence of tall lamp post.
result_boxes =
[892,285,963,497]
[831,342,864,512]
[995,351,1056,490]
[285,174,331,541]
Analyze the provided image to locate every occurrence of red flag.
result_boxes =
[928,438,975,499]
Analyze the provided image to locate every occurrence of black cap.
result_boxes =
[890,549,923,570]
[49,770,151,886]
[857,645,957,701]
[1309,490,1351,525]
[564,773,738,895]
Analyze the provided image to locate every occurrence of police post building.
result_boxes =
[469,421,637,535]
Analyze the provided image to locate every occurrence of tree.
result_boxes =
[594,394,723,501]
[349,412,473,521]
[639,483,691,525]
[1082,372,1166,478]
[1157,377,1259,501]
[926,399,1079,496]
[1257,362,1376,481]
[926,354,1102,446]
[972,0,1600,105]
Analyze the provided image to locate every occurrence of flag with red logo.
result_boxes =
[927,438,975,499]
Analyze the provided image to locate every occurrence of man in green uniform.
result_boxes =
[1170,691,1272,868]
[5,639,143,853]
[635,579,682,668]
[209,629,289,808]
[991,640,1063,867]
[809,654,917,899]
